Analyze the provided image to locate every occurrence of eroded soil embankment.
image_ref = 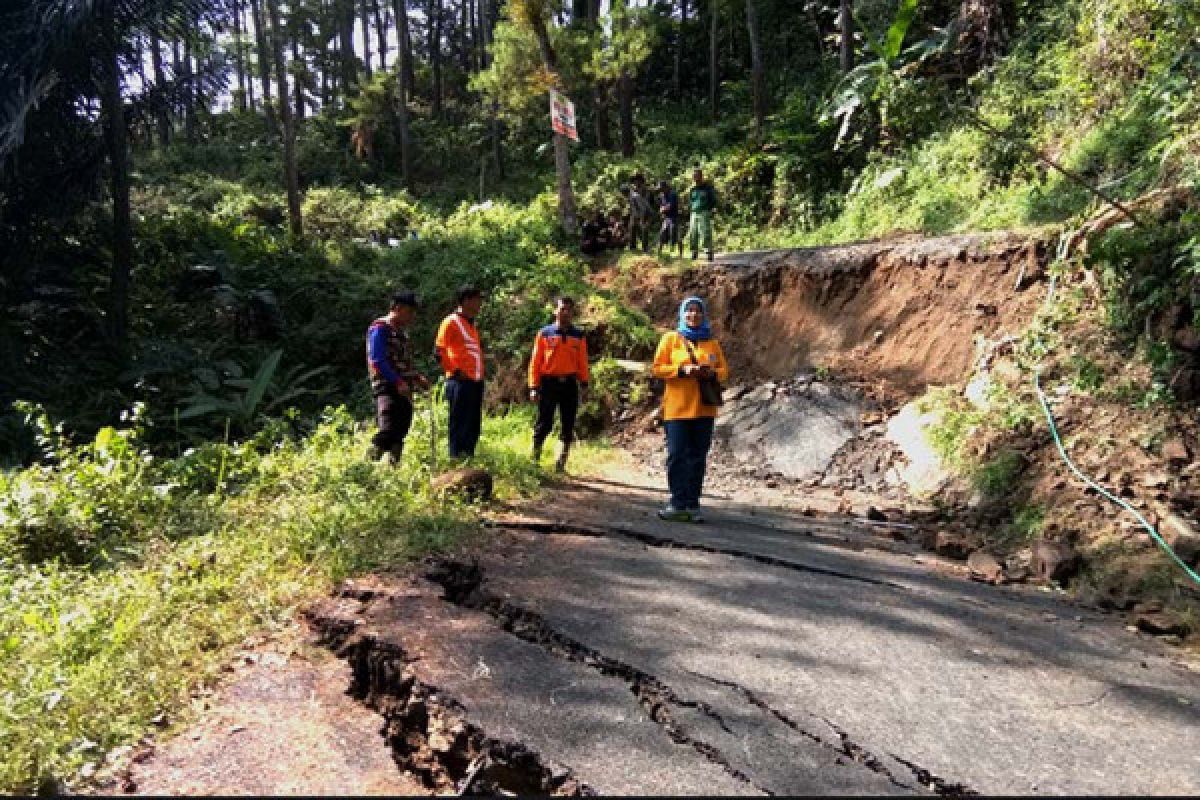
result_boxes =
[626,232,1052,393]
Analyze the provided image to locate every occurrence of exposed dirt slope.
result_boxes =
[615,231,1052,395]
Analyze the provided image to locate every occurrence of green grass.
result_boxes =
[0,401,603,793]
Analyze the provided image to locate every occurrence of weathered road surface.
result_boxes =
[311,470,1200,796]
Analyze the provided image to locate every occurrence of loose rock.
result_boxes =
[934,529,981,560]
[1162,513,1200,566]
[1135,611,1189,637]
[966,551,1005,584]
[431,468,494,503]
[1032,539,1080,584]
[1163,438,1190,467]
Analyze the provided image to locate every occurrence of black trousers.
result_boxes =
[659,216,681,250]
[533,376,579,446]
[446,377,484,458]
[373,391,413,453]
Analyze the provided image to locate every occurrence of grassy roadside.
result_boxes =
[0,402,611,793]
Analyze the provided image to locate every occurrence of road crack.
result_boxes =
[687,670,978,796]
[426,559,774,795]
[491,520,906,589]
[306,598,594,796]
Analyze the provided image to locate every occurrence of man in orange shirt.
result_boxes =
[528,296,590,472]
[435,285,486,459]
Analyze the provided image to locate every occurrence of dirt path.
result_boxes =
[106,633,427,796]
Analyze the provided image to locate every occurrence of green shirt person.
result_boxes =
[688,168,718,262]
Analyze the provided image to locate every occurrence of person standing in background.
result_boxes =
[365,290,430,464]
[657,179,682,258]
[627,173,655,253]
[435,286,486,460]
[528,296,590,472]
[688,167,719,262]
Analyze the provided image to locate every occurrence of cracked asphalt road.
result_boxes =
[318,468,1200,796]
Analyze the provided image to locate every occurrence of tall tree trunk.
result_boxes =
[471,0,484,71]
[395,0,414,102]
[293,38,306,121]
[330,24,340,96]
[395,81,413,186]
[839,0,853,72]
[249,0,278,134]
[429,0,443,118]
[233,0,248,110]
[673,0,686,95]
[529,13,576,233]
[402,1,416,93]
[266,0,303,237]
[614,0,635,156]
[102,6,132,355]
[374,0,388,69]
[392,0,414,184]
[182,41,197,144]
[361,0,373,77]
[482,0,503,179]
[491,110,504,179]
[319,0,332,105]
[709,0,718,122]
[150,28,171,148]
[338,0,358,94]
[551,133,576,234]
[593,84,612,150]
[459,0,471,73]
[618,74,634,156]
[745,0,764,138]
[586,0,611,151]
[243,1,257,110]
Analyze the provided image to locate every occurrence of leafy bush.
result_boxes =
[971,449,1025,497]
[0,400,607,793]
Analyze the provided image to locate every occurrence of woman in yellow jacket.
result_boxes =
[651,296,729,522]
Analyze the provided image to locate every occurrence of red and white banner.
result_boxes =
[550,89,578,143]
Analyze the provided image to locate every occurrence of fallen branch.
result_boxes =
[958,108,1148,229]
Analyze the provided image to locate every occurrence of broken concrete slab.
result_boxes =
[714,380,862,481]
[307,580,762,796]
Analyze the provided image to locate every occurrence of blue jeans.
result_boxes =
[664,417,715,510]
[446,378,484,458]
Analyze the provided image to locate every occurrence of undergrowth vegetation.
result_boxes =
[0,400,608,792]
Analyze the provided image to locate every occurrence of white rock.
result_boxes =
[885,401,954,498]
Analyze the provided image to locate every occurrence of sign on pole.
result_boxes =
[550,89,579,143]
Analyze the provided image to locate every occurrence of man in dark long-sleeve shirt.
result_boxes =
[366,290,429,464]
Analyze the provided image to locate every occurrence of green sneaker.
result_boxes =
[657,506,693,522]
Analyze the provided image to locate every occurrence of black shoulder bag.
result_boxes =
[682,337,724,407]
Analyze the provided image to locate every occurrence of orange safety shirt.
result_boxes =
[651,331,729,420]
[528,324,590,388]
[435,312,485,380]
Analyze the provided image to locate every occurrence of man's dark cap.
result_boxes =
[391,290,420,309]
[456,285,483,304]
